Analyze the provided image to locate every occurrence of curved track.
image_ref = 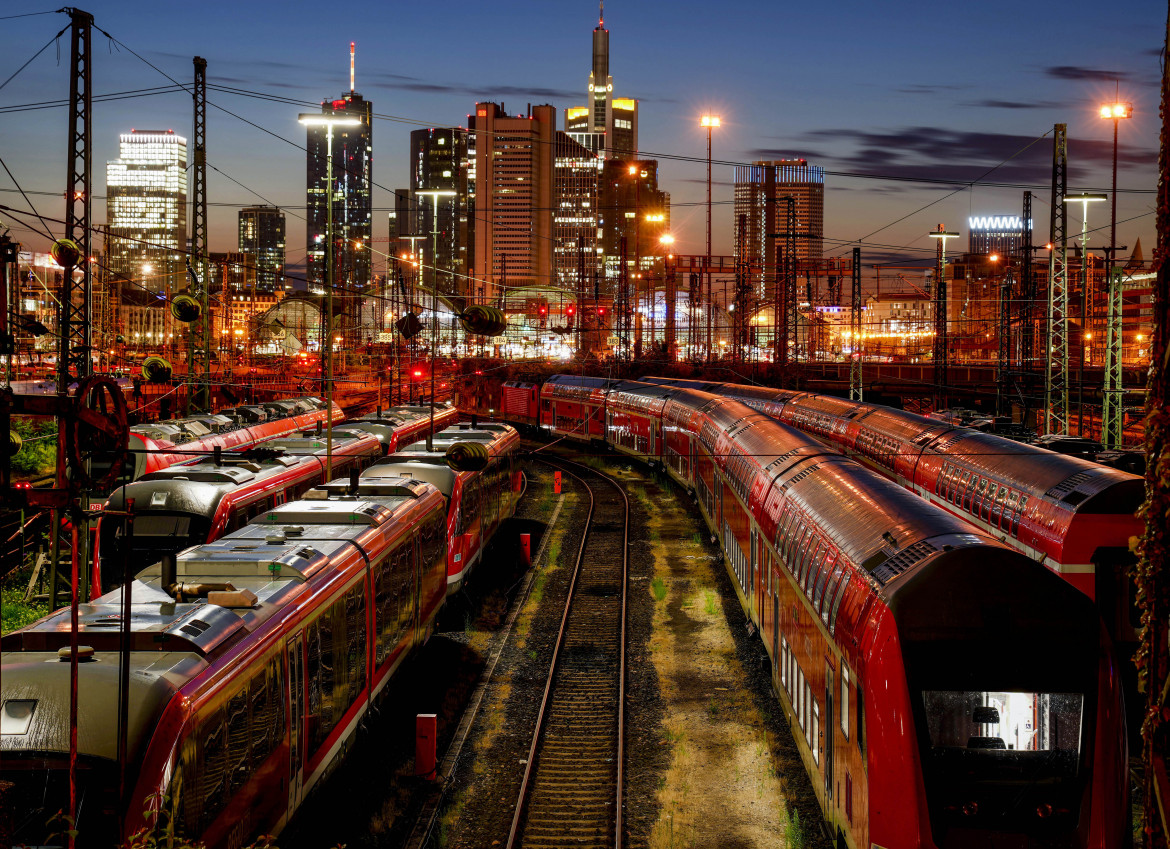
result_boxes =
[507,456,630,849]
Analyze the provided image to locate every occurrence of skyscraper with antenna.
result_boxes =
[565,3,638,159]
[305,42,372,304]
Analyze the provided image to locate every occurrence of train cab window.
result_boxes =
[840,666,850,740]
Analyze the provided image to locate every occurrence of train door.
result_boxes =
[824,664,834,803]
[286,632,306,819]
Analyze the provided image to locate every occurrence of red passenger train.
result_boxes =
[641,377,1144,649]
[126,396,343,480]
[1,423,518,847]
[538,375,1128,849]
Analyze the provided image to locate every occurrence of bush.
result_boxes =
[10,416,57,477]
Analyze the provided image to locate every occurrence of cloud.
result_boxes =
[895,84,970,95]
[750,126,1154,186]
[1044,65,1133,82]
[965,99,1066,110]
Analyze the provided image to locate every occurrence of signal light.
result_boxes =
[566,304,576,316]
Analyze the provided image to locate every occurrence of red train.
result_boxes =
[361,422,521,594]
[1,422,519,848]
[539,375,1128,849]
[125,396,343,480]
[640,377,1144,648]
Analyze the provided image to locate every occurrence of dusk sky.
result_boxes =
[0,0,1163,285]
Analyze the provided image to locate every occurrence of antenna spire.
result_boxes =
[599,0,604,26]
[350,41,355,92]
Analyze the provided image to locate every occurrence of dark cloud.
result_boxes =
[750,126,1154,186]
[895,83,970,95]
[965,99,1066,110]
[1045,65,1132,82]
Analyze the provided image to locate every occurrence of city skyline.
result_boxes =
[0,0,1161,287]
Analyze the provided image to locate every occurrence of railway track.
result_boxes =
[507,455,630,849]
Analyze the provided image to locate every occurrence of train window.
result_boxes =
[375,560,394,665]
[228,508,247,533]
[840,666,850,740]
[251,660,283,769]
[306,609,336,753]
[780,636,788,690]
[813,553,834,613]
[346,586,367,706]
[197,707,227,832]
[225,688,250,795]
[829,571,849,634]
[798,539,818,590]
[797,668,805,730]
[812,700,820,764]
[172,736,198,838]
[857,685,866,761]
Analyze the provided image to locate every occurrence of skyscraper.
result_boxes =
[410,127,472,297]
[733,160,824,298]
[238,205,286,293]
[471,102,556,293]
[305,86,372,295]
[564,5,638,159]
[105,129,188,294]
[554,134,602,294]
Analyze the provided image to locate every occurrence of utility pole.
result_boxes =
[996,261,1013,417]
[1020,191,1035,374]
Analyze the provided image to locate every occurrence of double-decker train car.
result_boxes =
[332,404,459,456]
[643,377,1144,646]
[96,430,384,589]
[545,375,1128,849]
[361,422,521,594]
[126,396,342,480]
[538,374,611,441]
[2,477,450,848]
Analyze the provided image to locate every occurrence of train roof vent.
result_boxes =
[764,449,803,471]
[1044,471,1094,502]
[868,539,938,585]
[250,501,389,526]
[931,431,969,452]
[152,466,258,485]
[785,463,821,486]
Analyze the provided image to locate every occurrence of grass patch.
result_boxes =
[651,576,668,602]
[2,582,47,633]
[703,590,718,617]
[782,808,809,849]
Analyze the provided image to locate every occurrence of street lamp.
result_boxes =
[299,110,362,481]
[415,188,457,451]
[1100,97,1132,448]
[701,115,720,361]
[1063,192,1107,435]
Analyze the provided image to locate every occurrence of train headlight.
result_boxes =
[961,801,978,817]
[1036,803,1053,819]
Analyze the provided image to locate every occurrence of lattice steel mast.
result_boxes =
[1045,124,1070,435]
[849,247,862,400]
[188,56,211,413]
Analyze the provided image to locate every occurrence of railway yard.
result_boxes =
[0,376,1146,848]
[280,448,827,849]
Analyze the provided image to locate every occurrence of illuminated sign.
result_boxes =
[566,107,589,120]
[968,215,1033,231]
[613,98,636,111]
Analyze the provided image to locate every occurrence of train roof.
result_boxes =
[2,481,441,765]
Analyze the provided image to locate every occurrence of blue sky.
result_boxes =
[0,0,1162,281]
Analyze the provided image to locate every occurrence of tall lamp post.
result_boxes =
[1100,98,1132,448]
[416,188,456,451]
[299,110,361,482]
[701,115,720,362]
[659,233,675,358]
[1063,192,1107,436]
[929,226,960,411]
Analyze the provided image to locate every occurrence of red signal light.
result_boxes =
[413,369,424,378]
[566,304,576,316]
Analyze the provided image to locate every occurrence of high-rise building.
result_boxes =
[733,160,824,298]
[305,89,372,294]
[238,205,286,293]
[470,102,556,293]
[105,129,188,295]
[410,127,472,297]
[554,134,602,295]
[967,214,1031,256]
[598,159,669,291]
[564,6,638,159]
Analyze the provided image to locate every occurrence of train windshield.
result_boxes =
[98,512,210,586]
[919,689,1086,837]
